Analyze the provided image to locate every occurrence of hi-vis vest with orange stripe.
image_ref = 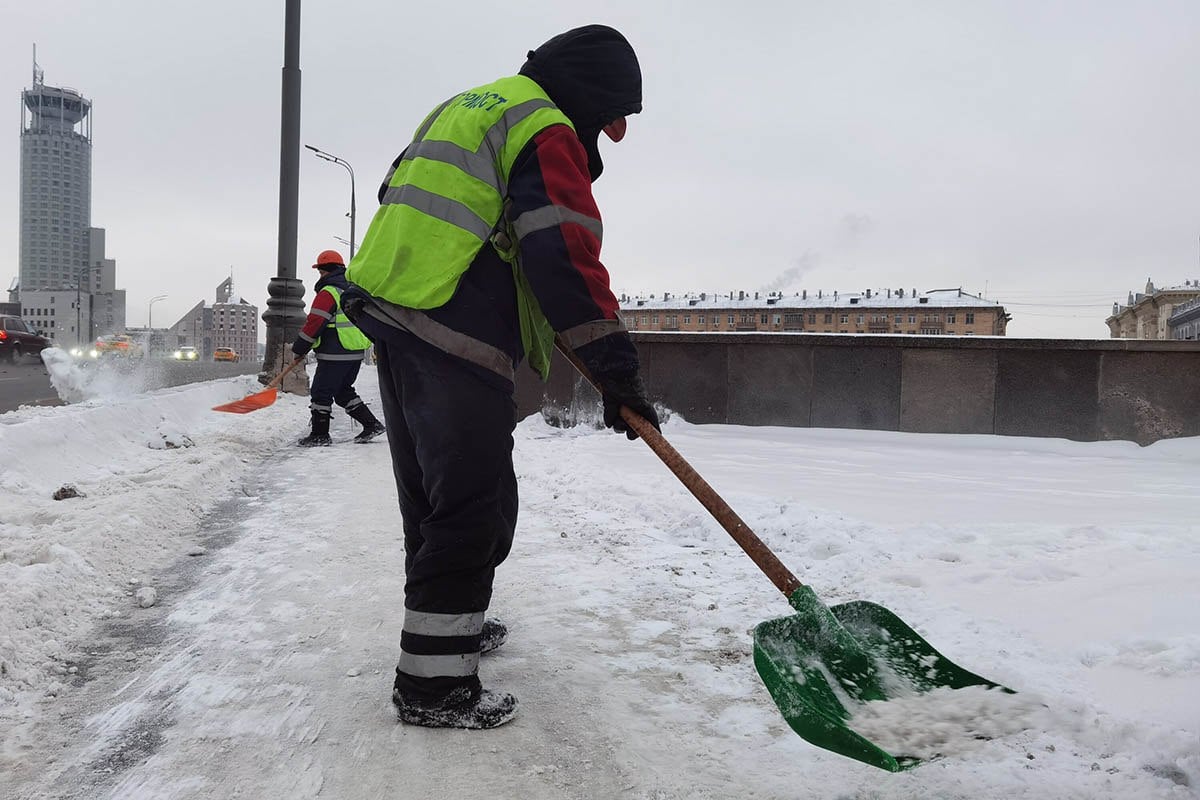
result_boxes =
[346,75,575,379]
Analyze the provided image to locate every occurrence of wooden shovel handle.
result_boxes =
[266,356,304,390]
[554,338,804,598]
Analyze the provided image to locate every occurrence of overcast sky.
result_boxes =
[4,1,1199,339]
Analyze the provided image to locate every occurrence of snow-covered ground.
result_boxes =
[1,359,1197,799]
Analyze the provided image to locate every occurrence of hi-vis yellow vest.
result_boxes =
[346,75,568,378]
[313,285,372,352]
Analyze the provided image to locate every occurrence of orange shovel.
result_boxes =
[212,357,304,414]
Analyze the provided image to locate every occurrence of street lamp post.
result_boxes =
[148,295,167,330]
[148,294,167,355]
[75,264,96,347]
[76,266,84,348]
[305,144,356,260]
[262,0,308,391]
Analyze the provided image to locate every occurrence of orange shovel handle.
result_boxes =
[266,357,304,389]
[552,337,804,598]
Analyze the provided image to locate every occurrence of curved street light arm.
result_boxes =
[305,143,357,260]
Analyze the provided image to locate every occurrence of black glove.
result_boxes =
[598,372,660,440]
[291,339,311,358]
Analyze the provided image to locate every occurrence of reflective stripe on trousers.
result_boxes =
[398,610,485,678]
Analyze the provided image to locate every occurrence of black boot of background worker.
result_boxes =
[297,409,332,447]
[348,403,387,443]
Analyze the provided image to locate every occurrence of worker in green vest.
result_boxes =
[292,250,385,446]
[342,25,659,729]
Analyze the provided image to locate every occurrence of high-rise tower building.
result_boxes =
[14,48,124,346]
[19,49,92,291]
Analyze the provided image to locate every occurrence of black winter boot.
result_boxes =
[480,618,507,655]
[297,410,332,447]
[348,404,386,443]
[393,685,518,730]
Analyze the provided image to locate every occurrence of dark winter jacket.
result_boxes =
[344,25,643,392]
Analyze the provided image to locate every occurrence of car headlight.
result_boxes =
[173,351,182,359]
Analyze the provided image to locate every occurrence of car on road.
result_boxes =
[93,334,144,358]
[213,347,239,363]
[0,315,51,363]
[173,346,199,361]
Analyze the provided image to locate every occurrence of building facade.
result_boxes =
[1167,295,1200,340]
[85,228,124,338]
[170,301,213,357]
[18,289,82,342]
[14,53,125,345]
[1106,279,1200,339]
[19,56,90,291]
[16,229,125,345]
[168,278,258,359]
[212,278,258,357]
[622,288,1010,336]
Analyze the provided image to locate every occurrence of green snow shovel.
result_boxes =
[555,339,1010,772]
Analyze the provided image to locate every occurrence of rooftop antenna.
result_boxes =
[32,44,43,86]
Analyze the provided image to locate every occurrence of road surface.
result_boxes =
[0,359,60,413]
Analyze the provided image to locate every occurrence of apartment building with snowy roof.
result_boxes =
[621,288,1010,336]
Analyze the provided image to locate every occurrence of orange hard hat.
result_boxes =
[313,249,345,269]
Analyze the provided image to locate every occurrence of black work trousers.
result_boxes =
[309,357,364,413]
[375,332,518,702]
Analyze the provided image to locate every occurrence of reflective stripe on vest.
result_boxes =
[511,205,603,243]
[348,76,589,380]
[349,77,571,309]
[361,301,514,382]
[313,285,371,352]
[557,317,628,351]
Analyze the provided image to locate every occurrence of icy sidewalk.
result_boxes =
[0,371,306,715]
[3,367,1199,799]
[2,373,646,799]
[4,420,639,799]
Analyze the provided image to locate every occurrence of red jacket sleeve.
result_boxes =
[507,125,638,376]
[292,288,337,356]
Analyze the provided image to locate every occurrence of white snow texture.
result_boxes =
[1,363,1198,799]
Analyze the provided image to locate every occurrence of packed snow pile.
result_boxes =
[0,374,307,711]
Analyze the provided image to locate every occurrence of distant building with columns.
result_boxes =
[1106,279,1200,339]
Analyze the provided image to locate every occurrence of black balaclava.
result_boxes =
[518,25,641,181]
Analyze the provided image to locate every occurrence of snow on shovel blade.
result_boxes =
[753,586,1009,772]
[211,387,279,414]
